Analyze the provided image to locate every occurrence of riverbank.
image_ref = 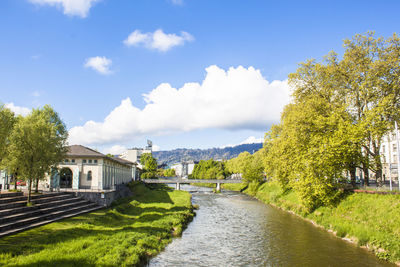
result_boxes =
[230,181,400,265]
[0,182,195,266]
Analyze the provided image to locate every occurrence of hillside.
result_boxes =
[153,143,263,165]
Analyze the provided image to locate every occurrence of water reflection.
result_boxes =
[149,185,393,267]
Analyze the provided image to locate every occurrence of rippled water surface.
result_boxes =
[149,185,393,267]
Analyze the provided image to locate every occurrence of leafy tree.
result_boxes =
[0,105,16,166]
[140,153,158,178]
[263,32,400,211]
[191,159,230,179]
[5,105,68,203]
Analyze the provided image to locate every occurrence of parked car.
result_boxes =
[16,180,26,186]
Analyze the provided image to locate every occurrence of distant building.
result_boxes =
[171,161,198,178]
[118,140,153,179]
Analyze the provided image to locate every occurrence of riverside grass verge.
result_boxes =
[229,181,400,265]
[0,182,195,267]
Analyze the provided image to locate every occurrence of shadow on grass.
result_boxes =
[14,258,99,267]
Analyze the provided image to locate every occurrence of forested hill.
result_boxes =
[153,143,263,165]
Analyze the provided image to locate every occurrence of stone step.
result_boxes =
[0,196,84,217]
[0,194,74,211]
[0,199,91,225]
[0,192,24,198]
[0,196,27,204]
[0,202,100,233]
[0,205,102,238]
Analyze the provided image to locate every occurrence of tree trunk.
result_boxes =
[363,167,369,186]
[35,178,39,193]
[13,174,17,190]
[27,178,32,204]
[350,166,357,187]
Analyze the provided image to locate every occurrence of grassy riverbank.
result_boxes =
[0,182,194,266]
[237,181,400,264]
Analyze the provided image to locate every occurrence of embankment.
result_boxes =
[226,181,400,265]
[0,182,195,266]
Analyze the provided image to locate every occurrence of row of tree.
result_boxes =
[260,32,400,211]
[0,105,68,203]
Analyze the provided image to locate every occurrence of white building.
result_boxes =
[45,145,136,190]
[171,161,197,178]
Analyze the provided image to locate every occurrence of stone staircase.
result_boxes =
[0,191,102,237]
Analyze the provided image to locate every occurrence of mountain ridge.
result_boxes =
[153,143,263,165]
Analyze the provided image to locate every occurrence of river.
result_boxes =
[149,185,393,267]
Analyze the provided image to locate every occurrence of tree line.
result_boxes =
[0,105,68,203]
[242,32,400,211]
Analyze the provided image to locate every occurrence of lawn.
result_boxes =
[0,182,194,267]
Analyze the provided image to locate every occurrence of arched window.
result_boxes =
[87,171,92,181]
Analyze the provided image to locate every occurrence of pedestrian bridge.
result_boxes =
[142,179,243,191]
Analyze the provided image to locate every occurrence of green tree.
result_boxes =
[263,32,400,211]
[6,105,68,203]
[0,105,16,166]
[140,153,158,178]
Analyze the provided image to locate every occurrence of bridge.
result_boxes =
[142,179,243,191]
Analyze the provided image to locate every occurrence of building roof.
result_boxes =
[66,145,135,166]
[67,145,104,157]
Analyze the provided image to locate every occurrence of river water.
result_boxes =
[149,185,393,267]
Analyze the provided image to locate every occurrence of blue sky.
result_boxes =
[1,0,400,153]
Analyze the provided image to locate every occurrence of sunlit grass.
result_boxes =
[0,182,194,266]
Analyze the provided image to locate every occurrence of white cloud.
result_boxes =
[220,136,264,148]
[152,144,161,152]
[84,56,112,75]
[68,65,291,146]
[123,29,194,52]
[102,145,127,155]
[5,103,31,116]
[29,0,98,18]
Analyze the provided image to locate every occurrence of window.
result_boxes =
[393,144,397,152]
[64,159,69,163]
[83,159,87,163]
[394,155,397,163]
[88,159,92,164]
[382,145,386,153]
[71,159,75,163]
[87,171,92,181]
[94,159,98,164]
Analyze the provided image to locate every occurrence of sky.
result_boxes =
[1,0,400,154]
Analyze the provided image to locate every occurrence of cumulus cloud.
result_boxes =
[123,29,194,52]
[102,145,127,155]
[68,65,291,146]
[29,0,98,18]
[84,56,112,75]
[5,103,31,116]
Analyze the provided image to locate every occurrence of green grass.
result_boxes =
[251,181,400,264]
[0,182,194,267]
[221,183,247,191]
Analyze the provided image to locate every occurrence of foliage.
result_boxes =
[263,32,400,210]
[0,105,16,167]
[0,182,194,266]
[4,105,68,202]
[163,168,176,177]
[140,153,158,178]
[190,159,230,179]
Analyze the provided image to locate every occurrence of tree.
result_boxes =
[6,105,68,203]
[140,153,157,178]
[0,105,16,166]
[263,32,400,211]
